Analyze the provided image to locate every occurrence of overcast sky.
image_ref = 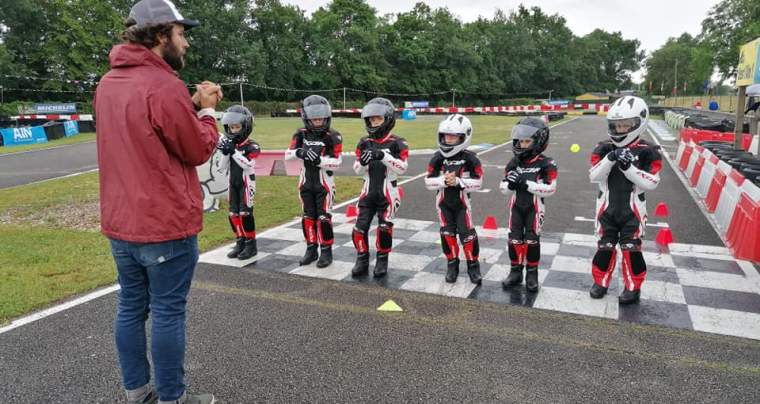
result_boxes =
[283,0,723,83]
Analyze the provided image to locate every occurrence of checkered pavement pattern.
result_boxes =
[199,213,760,340]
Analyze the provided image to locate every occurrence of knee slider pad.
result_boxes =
[317,215,334,245]
[627,250,647,275]
[352,227,369,253]
[376,223,393,253]
[592,249,615,271]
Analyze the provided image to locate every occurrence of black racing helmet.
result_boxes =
[222,105,254,144]
[511,117,549,160]
[361,97,396,139]
[300,94,332,134]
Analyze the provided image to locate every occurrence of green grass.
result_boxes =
[249,115,524,150]
[0,132,96,155]
[0,172,363,324]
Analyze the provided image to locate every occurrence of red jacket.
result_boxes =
[95,44,218,243]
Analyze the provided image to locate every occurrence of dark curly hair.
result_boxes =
[120,17,174,48]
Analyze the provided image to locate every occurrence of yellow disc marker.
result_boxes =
[377,299,403,312]
[570,143,581,153]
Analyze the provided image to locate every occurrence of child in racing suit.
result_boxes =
[285,95,343,268]
[219,105,260,260]
[500,117,558,293]
[588,96,661,305]
[351,97,408,278]
[425,114,484,285]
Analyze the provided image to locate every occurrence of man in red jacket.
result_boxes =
[94,1,221,403]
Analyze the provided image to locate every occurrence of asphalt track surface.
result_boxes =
[1,117,758,402]
[0,141,98,189]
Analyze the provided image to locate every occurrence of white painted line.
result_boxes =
[573,216,669,228]
[2,167,100,191]
[0,285,120,335]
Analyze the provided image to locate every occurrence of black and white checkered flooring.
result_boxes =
[200,213,760,340]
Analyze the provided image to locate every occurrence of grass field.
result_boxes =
[0,172,363,324]
[0,132,96,155]
[251,115,524,150]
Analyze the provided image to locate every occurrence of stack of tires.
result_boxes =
[700,141,760,185]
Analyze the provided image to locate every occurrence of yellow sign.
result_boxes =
[737,38,760,86]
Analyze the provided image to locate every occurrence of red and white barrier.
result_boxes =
[284,103,609,115]
[714,169,746,233]
[704,160,732,213]
[11,114,94,121]
[684,143,704,181]
[725,181,760,261]
[696,152,721,199]
[678,141,695,172]
[674,138,760,262]
[688,148,710,187]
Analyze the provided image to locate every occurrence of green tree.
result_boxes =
[309,0,387,92]
[178,0,266,91]
[250,0,313,99]
[644,34,711,96]
[578,29,644,92]
[700,0,760,81]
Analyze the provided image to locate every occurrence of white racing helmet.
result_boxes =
[437,114,473,157]
[606,96,649,147]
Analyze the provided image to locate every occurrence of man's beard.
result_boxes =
[161,40,185,71]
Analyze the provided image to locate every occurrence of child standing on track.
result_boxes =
[285,95,343,268]
[351,97,408,278]
[500,117,558,292]
[588,96,661,304]
[425,114,484,284]
[219,105,261,260]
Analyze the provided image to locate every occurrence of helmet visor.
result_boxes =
[303,103,331,120]
[511,124,540,140]
[361,103,389,119]
[608,117,641,136]
[439,132,465,146]
[222,111,248,126]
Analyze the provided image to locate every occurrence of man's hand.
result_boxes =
[295,148,306,160]
[193,81,223,110]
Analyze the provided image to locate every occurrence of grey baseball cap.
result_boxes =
[128,0,199,29]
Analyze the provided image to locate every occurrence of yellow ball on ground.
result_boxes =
[570,143,581,153]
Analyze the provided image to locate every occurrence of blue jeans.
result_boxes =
[110,236,199,402]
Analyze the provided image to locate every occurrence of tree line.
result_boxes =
[0,0,642,108]
[1,0,757,109]
[644,0,760,96]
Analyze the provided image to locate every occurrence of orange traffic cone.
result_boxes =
[655,202,669,217]
[345,205,358,221]
[483,216,498,230]
[656,227,674,246]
